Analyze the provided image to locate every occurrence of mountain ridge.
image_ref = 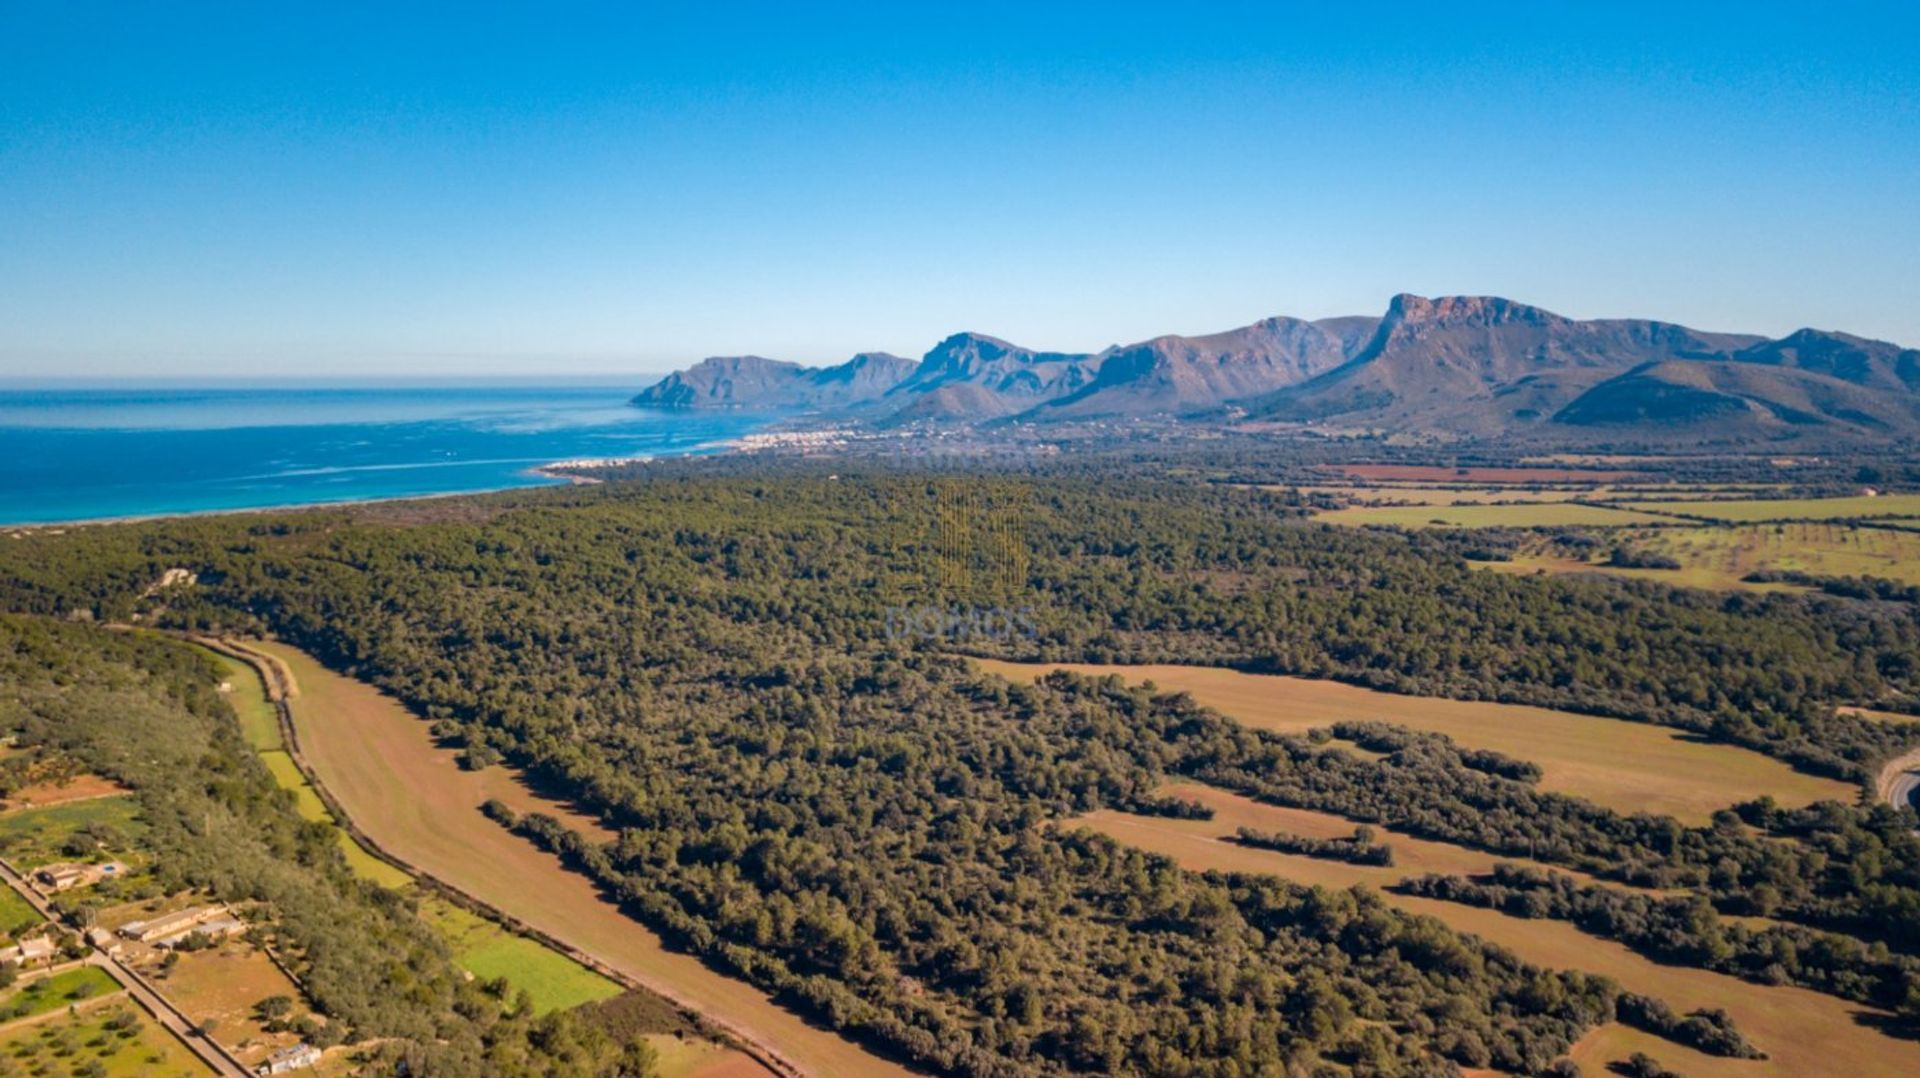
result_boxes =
[630,295,1918,443]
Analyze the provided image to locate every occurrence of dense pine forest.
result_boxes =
[5,463,1920,1075]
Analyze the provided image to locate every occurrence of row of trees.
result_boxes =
[1398,864,1920,1025]
[1326,721,1543,783]
[1125,686,1920,959]
[1231,825,1394,867]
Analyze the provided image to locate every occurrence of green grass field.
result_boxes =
[0,999,207,1077]
[254,749,409,889]
[1570,523,1920,588]
[1313,502,1671,528]
[200,650,283,752]
[0,886,42,941]
[1653,522,1920,583]
[1621,493,1920,522]
[0,797,144,870]
[257,751,327,823]
[211,644,410,888]
[1477,554,1784,593]
[0,967,120,1023]
[418,897,621,1016]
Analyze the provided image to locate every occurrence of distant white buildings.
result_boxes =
[5,936,55,966]
[35,860,127,892]
[153,916,244,949]
[118,904,231,944]
[733,428,853,453]
[257,1043,321,1074]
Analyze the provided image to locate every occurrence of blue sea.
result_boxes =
[0,383,770,525]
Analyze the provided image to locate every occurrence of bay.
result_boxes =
[0,383,767,525]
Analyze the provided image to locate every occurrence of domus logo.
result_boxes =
[885,477,1039,644]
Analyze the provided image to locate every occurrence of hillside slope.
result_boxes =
[1555,359,1920,434]
[1246,294,1766,434]
[631,294,1919,442]
[632,352,915,410]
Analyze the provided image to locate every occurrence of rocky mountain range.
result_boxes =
[631,294,1920,443]
[631,351,918,410]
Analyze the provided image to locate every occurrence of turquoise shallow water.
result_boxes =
[0,384,767,525]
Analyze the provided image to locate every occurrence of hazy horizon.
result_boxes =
[0,373,677,388]
[5,3,1917,377]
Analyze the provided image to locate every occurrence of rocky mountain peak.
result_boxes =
[1385,294,1559,330]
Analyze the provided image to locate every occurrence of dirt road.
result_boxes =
[1877,746,1920,817]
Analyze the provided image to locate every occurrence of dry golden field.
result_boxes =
[0,772,129,811]
[1292,478,1920,593]
[1329,465,1639,484]
[1069,783,1920,1078]
[1619,493,1920,522]
[251,640,900,1078]
[1309,501,1673,528]
[1270,483,1779,507]
[1081,781,1661,895]
[975,659,1854,824]
[206,643,412,888]
[158,941,321,1070]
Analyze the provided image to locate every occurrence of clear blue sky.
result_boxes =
[3,2,1916,378]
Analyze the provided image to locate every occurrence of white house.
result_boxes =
[257,1043,321,1074]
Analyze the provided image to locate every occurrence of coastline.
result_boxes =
[0,386,789,531]
[530,455,656,485]
[530,425,862,487]
[0,407,873,532]
[1,483,549,533]
[2,441,754,532]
